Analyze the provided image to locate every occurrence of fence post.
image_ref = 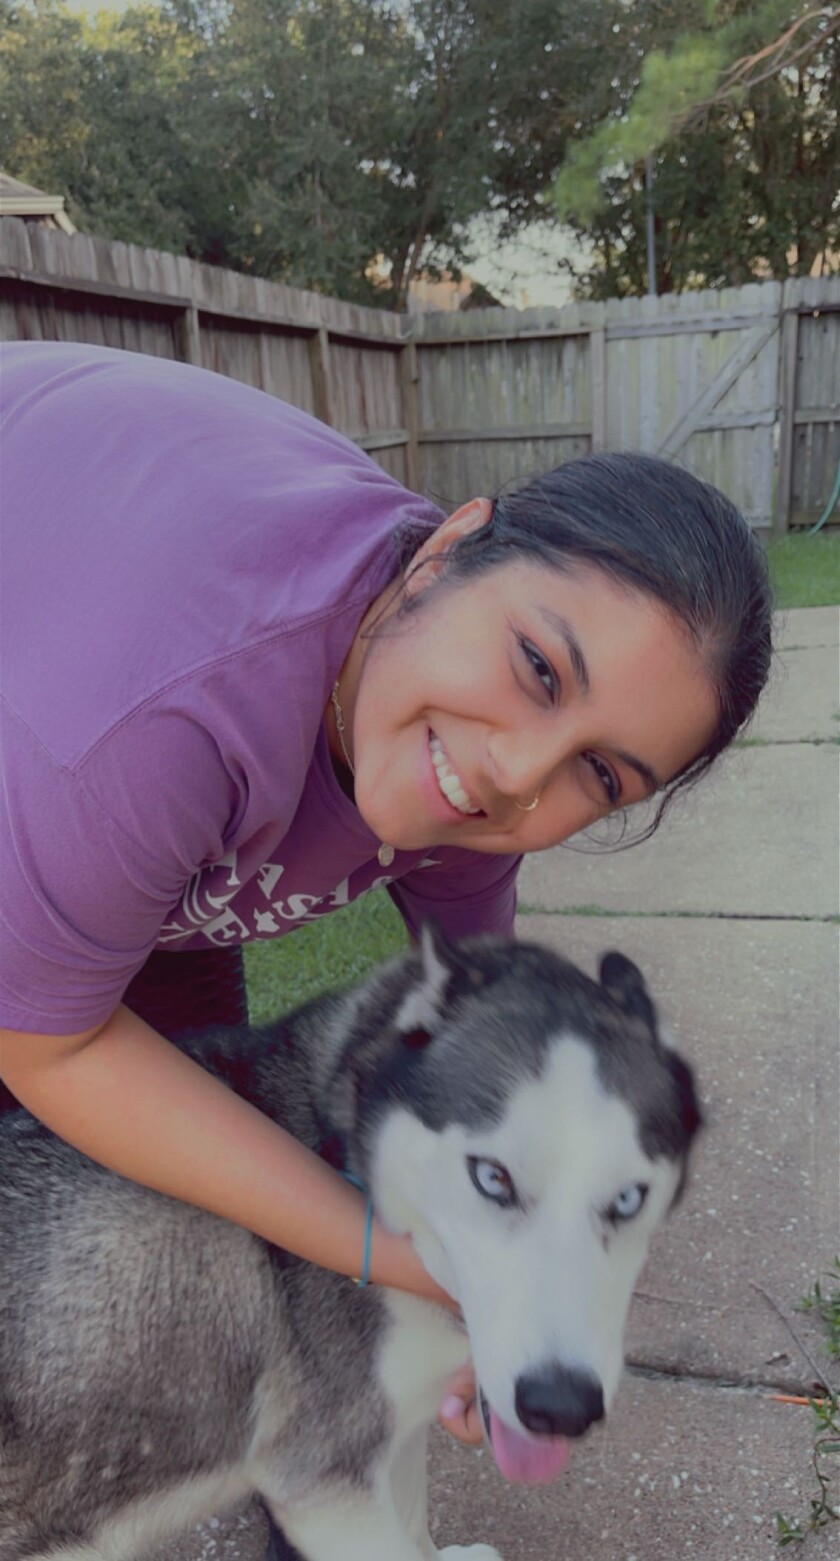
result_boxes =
[590,326,607,452]
[174,305,202,367]
[400,338,422,492]
[309,327,334,427]
[775,298,798,536]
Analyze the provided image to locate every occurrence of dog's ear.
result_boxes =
[598,950,658,1035]
[391,922,467,1048]
[666,1049,704,1141]
[664,1050,705,1207]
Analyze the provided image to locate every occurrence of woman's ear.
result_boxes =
[403,496,492,599]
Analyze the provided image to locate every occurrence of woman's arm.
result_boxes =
[0,1007,452,1304]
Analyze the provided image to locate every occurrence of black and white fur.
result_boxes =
[0,930,702,1560]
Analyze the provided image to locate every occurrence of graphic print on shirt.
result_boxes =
[159,853,249,946]
[158,851,443,949]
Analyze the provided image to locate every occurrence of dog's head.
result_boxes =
[322,925,702,1485]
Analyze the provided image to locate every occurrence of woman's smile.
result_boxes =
[428,732,484,817]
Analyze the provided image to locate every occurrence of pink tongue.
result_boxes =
[488,1408,571,1485]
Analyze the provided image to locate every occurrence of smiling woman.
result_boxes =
[0,341,772,1561]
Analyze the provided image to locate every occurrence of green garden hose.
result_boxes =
[808,456,840,535]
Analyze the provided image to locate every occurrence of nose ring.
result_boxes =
[514,794,540,813]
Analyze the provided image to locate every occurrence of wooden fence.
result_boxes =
[413,278,840,531]
[2,217,838,531]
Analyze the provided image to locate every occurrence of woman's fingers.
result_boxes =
[438,1363,484,1447]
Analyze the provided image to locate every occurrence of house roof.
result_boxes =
[0,172,76,234]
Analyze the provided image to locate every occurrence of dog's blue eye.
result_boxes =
[608,1183,648,1223]
[468,1156,517,1208]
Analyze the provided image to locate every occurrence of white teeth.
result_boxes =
[430,735,482,815]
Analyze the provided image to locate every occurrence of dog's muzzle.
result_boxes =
[478,1365,604,1486]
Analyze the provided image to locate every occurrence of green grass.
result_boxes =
[766,531,840,609]
[244,892,407,1024]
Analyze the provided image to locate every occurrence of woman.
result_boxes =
[0,341,772,1558]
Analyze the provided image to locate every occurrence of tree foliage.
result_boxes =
[554,1,840,295]
[0,0,836,304]
[0,1,209,251]
[0,0,629,303]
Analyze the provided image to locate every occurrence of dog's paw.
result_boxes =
[439,1547,504,1560]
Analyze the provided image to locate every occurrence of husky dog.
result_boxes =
[0,930,702,1561]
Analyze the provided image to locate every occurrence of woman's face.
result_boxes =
[338,502,719,856]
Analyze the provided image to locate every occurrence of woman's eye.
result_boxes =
[468,1156,518,1208]
[584,751,620,806]
[519,637,557,700]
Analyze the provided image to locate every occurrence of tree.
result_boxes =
[166,0,627,307]
[4,0,712,305]
[0,1,91,211]
[553,1,840,295]
[0,1,223,253]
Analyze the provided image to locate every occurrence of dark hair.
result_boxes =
[398,452,773,842]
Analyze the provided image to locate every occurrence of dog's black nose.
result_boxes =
[515,1365,605,1438]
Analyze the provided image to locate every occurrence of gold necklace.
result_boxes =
[331,680,395,869]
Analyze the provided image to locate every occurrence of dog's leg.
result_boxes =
[271,1495,437,1561]
[273,1493,505,1561]
[388,1424,436,1557]
[386,1428,502,1560]
[268,1425,505,1561]
[386,1421,506,1561]
[438,1549,505,1560]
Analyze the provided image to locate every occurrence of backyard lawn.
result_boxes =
[245,892,406,1022]
[766,527,840,608]
[246,526,839,1019]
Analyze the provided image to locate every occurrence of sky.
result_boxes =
[464,217,582,309]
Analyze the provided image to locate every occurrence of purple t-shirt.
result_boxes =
[1,343,519,1034]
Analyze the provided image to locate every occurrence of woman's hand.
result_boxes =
[438,1361,483,1446]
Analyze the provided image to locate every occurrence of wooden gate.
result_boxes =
[599,285,782,530]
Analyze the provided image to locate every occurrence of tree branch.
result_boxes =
[681,7,840,131]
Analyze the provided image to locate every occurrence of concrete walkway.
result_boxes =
[168,606,839,1561]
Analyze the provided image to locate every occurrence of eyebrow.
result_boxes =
[535,605,664,796]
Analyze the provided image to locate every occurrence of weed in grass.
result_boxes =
[774,1392,840,1546]
[775,1259,840,1546]
[798,1260,840,1365]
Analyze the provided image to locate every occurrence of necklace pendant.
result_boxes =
[377,843,395,868]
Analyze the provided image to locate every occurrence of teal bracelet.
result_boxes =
[341,1170,373,1288]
